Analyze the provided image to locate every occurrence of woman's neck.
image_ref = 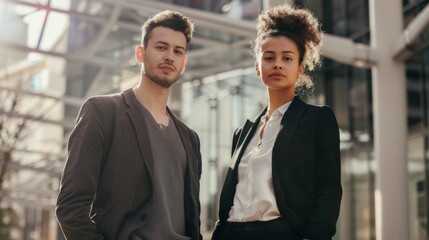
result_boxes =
[267,89,294,116]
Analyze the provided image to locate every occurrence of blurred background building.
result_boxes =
[0,0,428,239]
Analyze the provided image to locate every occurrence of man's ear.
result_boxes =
[255,61,260,76]
[135,45,144,64]
[180,55,188,74]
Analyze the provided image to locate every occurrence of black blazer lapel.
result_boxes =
[272,96,307,232]
[232,107,267,170]
[272,96,307,175]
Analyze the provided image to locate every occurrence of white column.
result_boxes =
[369,0,409,239]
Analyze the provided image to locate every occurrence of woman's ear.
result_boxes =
[299,64,304,75]
[255,62,260,76]
[135,45,144,64]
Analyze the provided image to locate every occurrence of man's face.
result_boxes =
[137,26,188,88]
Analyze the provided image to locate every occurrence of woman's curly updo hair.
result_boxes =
[252,4,322,95]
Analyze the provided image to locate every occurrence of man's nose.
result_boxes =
[164,50,175,63]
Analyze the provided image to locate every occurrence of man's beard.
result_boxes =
[144,65,180,88]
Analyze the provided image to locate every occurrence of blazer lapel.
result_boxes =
[272,96,307,176]
[271,96,307,232]
[231,108,266,170]
[122,89,155,180]
[168,108,197,179]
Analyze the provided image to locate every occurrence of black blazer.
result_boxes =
[214,96,342,240]
[56,89,202,240]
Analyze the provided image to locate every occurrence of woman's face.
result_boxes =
[256,36,303,94]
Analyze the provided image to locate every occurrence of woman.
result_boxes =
[212,4,342,240]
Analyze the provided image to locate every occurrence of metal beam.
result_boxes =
[0,0,240,48]
[0,41,120,68]
[0,145,64,160]
[0,85,83,107]
[323,34,376,68]
[393,4,429,61]
[1,0,108,24]
[9,161,62,177]
[83,5,122,61]
[36,1,50,49]
[97,0,256,38]
[0,59,46,82]
[84,67,107,97]
[5,186,58,199]
[187,39,250,59]
[183,58,254,81]
[3,197,55,211]
[0,109,75,129]
[3,187,57,209]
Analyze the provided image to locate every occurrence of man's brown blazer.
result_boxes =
[56,89,202,240]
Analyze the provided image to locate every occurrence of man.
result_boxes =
[56,10,202,240]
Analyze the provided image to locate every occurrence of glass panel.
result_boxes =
[0,2,29,63]
[93,27,137,66]
[423,50,429,129]
[408,136,426,240]
[339,149,375,240]
[406,56,424,128]
[349,68,371,142]
[39,12,70,51]
[50,0,71,11]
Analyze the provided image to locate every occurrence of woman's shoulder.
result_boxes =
[300,103,338,124]
[304,102,334,113]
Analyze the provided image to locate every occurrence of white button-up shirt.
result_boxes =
[228,102,292,222]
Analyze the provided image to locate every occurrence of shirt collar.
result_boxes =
[275,101,292,115]
[270,100,292,116]
[264,100,293,122]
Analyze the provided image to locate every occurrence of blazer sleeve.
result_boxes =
[56,98,107,240]
[195,133,203,240]
[194,131,202,180]
[304,106,342,239]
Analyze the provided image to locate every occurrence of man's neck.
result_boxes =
[134,78,170,111]
[133,79,171,126]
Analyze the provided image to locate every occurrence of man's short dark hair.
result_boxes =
[141,10,194,49]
